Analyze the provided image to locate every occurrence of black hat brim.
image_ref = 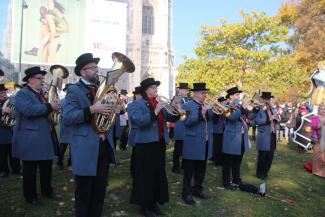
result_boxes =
[0,86,8,91]
[227,90,243,96]
[74,58,100,76]
[142,80,161,90]
[261,96,274,99]
[22,70,47,82]
[190,88,210,91]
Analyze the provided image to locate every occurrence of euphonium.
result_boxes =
[0,84,22,127]
[47,64,69,125]
[92,52,135,134]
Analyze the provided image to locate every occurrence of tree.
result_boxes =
[278,0,325,70]
[177,11,301,99]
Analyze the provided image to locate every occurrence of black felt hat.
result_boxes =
[0,84,8,91]
[190,83,209,91]
[140,78,161,90]
[177,83,189,89]
[22,66,47,82]
[120,89,128,95]
[260,91,274,99]
[226,86,242,98]
[217,96,227,102]
[132,86,142,94]
[74,53,100,76]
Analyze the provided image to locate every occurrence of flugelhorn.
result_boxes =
[204,98,233,117]
[156,94,187,120]
[92,52,135,134]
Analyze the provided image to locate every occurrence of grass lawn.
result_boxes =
[0,139,324,217]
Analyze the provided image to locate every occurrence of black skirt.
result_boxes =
[130,141,169,205]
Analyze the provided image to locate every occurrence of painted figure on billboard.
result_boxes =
[24,0,69,63]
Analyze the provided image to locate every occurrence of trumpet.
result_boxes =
[156,94,187,120]
[242,92,266,111]
[204,98,234,117]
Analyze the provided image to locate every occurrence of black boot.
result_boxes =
[149,203,164,216]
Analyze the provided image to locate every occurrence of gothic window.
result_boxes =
[142,5,154,35]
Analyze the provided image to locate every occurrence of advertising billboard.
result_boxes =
[11,0,127,68]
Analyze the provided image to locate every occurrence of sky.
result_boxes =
[172,0,286,66]
[0,0,286,67]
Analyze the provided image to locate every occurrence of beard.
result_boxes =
[86,74,99,85]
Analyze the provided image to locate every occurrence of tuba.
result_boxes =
[0,83,22,127]
[92,52,135,134]
[47,65,69,125]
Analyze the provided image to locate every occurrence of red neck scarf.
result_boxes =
[147,96,164,140]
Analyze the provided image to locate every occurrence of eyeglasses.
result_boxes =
[82,66,100,72]
[32,76,45,81]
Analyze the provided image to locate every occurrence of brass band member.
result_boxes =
[56,83,72,170]
[172,82,190,174]
[62,53,117,217]
[119,89,129,150]
[211,96,227,166]
[254,92,279,180]
[0,84,21,177]
[222,87,251,190]
[127,86,142,178]
[12,66,60,205]
[181,83,213,205]
[130,78,179,217]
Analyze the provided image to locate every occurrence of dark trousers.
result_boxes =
[252,126,257,140]
[130,147,136,179]
[75,140,110,217]
[172,140,183,170]
[169,127,174,139]
[212,133,223,166]
[182,159,207,196]
[0,143,21,173]
[222,135,244,186]
[57,143,71,167]
[22,160,53,201]
[119,125,129,150]
[222,154,243,186]
[256,133,276,178]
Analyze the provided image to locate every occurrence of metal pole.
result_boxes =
[18,0,27,83]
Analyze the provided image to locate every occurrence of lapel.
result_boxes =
[24,87,42,104]
[139,98,152,113]
[76,81,92,106]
